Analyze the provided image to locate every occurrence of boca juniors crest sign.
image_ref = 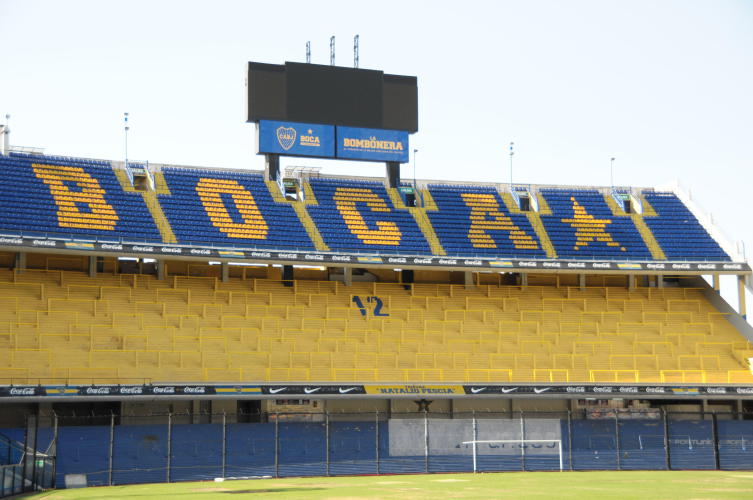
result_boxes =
[258,120,335,157]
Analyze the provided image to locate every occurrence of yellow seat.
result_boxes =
[1,271,750,385]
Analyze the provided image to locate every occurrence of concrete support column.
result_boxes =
[657,274,664,288]
[265,154,280,181]
[344,267,352,287]
[569,399,579,412]
[738,274,747,320]
[157,260,166,280]
[89,255,97,278]
[192,400,201,424]
[579,274,586,291]
[37,403,53,427]
[464,271,474,289]
[386,162,400,188]
[628,274,635,290]
[221,262,229,283]
[14,252,26,273]
[713,274,720,291]
[520,273,528,288]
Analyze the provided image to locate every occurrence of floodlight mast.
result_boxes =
[306,41,311,64]
[354,34,359,68]
[330,36,335,66]
[413,148,419,207]
[509,141,514,190]
[0,114,9,155]
[124,113,130,169]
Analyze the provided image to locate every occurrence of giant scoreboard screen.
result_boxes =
[247,61,418,133]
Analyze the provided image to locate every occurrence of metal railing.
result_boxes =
[0,421,55,497]
[0,229,736,264]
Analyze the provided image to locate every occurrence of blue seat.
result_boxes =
[426,184,546,259]
[158,168,314,250]
[642,191,729,261]
[539,189,652,261]
[0,153,162,242]
[306,178,431,254]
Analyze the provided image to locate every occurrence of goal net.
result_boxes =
[461,439,564,472]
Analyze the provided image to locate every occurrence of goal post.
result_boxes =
[461,439,563,472]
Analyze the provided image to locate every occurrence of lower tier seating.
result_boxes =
[0,269,750,385]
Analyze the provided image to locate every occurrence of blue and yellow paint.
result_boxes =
[196,178,270,240]
[561,197,625,252]
[462,192,540,250]
[333,187,402,246]
[33,164,119,231]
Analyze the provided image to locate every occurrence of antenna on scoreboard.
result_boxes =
[305,41,311,64]
[354,34,359,68]
[330,36,335,66]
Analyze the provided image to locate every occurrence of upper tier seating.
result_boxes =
[0,154,162,242]
[642,192,730,262]
[0,153,734,263]
[427,184,547,258]
[306,178,431,254]
[540,189,652,261]
[1,268,750,385]
[159,168,314,250]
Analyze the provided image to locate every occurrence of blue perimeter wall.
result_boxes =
[2,419,753,487]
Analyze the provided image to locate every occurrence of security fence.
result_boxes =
[1,410,753,490]
[0,419,55,497]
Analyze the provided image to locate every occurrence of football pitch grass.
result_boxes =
[26,471,753,499]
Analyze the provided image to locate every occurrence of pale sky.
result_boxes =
[1,0,752,309]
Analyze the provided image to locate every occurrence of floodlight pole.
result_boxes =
[124,112,130,170]
[330,36,335,66]
[610,157,615,187]
[306,41,311,63]
[1,114,9,156]
[509,142,514,191]
[413,148,418,206]
[354,34,359,68]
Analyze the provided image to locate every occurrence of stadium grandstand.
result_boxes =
[1,147,753,491]
[1,61,753,494]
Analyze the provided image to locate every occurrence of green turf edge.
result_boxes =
[23,470,753,500]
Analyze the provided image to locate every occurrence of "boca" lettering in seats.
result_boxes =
[461,193,538,250]
[562,197,624,252]
[33,164,119,230]
[195,178,269,239]
[333,187,401,245]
